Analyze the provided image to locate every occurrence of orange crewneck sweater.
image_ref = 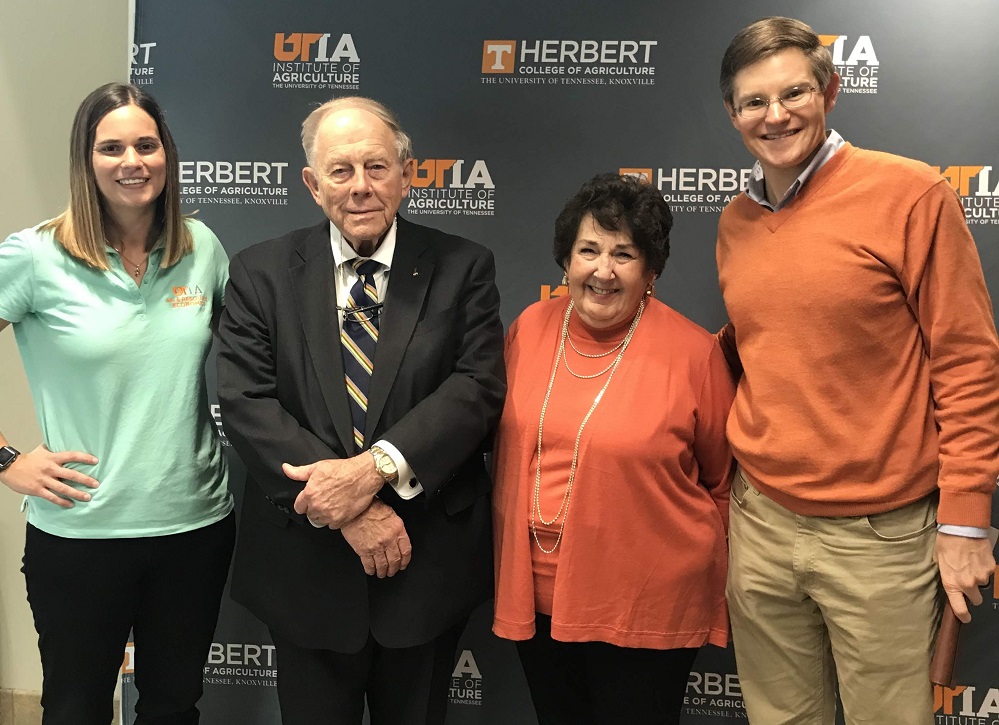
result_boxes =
[493,296,734,648]
[717,143,999,527]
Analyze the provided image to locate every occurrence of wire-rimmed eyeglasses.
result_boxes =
[337,302,384,324]
[735,85,818,119]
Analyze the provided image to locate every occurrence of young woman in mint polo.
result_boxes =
[0,83,234,725]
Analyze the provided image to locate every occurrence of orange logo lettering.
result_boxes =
[412,159,457,189]
[933,684,968,714]
[933,165,986,197]
[540,284,569,301]
[274,32,324,62]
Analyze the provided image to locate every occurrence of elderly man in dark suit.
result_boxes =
[216,96,505,725]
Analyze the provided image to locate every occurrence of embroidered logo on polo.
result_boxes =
[166,285,208,308]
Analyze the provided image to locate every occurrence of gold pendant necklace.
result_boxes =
[531,298,645,554]
[117,249,147,279]
[108,240,149,280]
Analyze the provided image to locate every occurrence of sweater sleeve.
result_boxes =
[902,181,999,527]
[693,339,737,532]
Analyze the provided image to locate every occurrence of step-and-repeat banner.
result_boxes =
[123,1,999,722]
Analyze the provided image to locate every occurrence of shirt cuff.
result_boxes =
[937,524,989,538]
[374,439,423,500]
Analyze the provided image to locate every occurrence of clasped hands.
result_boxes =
[285,454,412,579]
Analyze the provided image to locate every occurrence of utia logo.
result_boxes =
[933,164,999,224]
[166,285,207,309]
[935,683,999,718]
[272,32,360,90]
[407,159,496,217]
[818,34,879,94]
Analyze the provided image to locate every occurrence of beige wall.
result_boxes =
[0,0,129,692]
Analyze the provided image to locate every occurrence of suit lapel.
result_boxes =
[365,219,434,444]
[289,222,355,455]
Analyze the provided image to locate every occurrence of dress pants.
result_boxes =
[726,467,941,725]
[22,512,235,725]
[270,619,466,725]
[516,614,698,725]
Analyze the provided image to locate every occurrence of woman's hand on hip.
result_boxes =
[0,445,99,508]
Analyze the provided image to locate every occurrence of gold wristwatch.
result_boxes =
[370,445,399,483]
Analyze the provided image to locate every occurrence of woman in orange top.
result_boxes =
[492,173,735,725]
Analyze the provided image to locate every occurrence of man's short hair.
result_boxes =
[720,17,835,106]
[300,96,413,167]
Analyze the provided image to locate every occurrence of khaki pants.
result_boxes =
[726,468,941,725]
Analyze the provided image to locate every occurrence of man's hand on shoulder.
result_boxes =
[287,453,383,529]
[340,498,412,578]
[936,532,996,623]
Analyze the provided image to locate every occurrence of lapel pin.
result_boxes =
[413,268,419,276]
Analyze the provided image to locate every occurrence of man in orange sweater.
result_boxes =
[716,16,999,725]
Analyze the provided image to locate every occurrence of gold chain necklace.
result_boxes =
[531,297,645,554]
[562,349,616,379]
[110,243,149,279]
[566,332,625,358]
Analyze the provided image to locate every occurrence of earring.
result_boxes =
[561,274,568,286]
[646,283,655,297]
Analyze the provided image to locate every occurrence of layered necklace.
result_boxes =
[531,298,645,553]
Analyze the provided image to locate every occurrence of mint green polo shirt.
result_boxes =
[0,218,232,538]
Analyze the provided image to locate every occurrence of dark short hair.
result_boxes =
[720,17,835,106]
[553,173,672,277]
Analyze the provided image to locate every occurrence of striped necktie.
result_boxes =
[341,258,381,452]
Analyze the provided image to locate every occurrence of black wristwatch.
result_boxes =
[0,446,19,472]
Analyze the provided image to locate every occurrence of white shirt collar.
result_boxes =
[329,218,398,270]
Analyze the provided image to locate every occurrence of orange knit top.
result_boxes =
[492,296,734,649]
[717,143,999,527]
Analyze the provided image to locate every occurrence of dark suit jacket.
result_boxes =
[216,216,505,653]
